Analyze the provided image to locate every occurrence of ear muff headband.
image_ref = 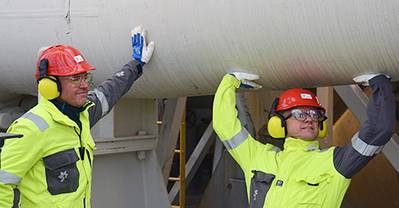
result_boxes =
[267,98,287,139]
[317,116,328,138]
[38,58,48,80]
[38,59,61,100]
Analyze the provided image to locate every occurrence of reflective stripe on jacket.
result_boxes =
[213,74,351,208]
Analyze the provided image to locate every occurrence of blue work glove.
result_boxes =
[229,72,262,89]
[131,26,155,65]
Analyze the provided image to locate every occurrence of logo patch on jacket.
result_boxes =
[58,171,68,182]
[115,71,125,77]
[253,189,258,201]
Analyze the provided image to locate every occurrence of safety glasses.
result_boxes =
[61,72,93,86]
[285,108,325,122]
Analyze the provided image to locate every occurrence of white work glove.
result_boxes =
[353,73,390,86]
[131,25,155,65]
[229,72,262,89]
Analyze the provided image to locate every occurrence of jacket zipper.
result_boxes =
[75,127,89,208]
[74,127,85,161]
[74,127,92,166]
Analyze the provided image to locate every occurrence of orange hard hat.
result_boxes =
[35,45,95,79]
[276,88,325,112]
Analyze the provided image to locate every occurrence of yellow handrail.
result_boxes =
[179,110,186,208]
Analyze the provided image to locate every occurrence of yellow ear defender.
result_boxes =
[267,98,328,139]
[267,98,287,139]
[37,59,61,100]
[267,115,287,138]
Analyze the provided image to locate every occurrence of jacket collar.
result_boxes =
[39,97,94,127]
[284,137,320,152]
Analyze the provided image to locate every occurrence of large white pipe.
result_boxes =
[0,0,399,99]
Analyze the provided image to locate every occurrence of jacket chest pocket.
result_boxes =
[43,148,80,195]
[295,174,331,207]
[250,170,275,208]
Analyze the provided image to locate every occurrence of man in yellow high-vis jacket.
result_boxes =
[213,72,396,208]
[0,26,155,208]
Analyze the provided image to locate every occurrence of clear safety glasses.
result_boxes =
[285,108,325,122]
[62,72,93,86]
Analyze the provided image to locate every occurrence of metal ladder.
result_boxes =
[170,111,186,208]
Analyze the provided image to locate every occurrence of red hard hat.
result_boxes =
[35,45,95,79]
[276,88,325,112]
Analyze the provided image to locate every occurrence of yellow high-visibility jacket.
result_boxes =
[212,74,395,208]
[0,60,144,208]
[0,98,95,208]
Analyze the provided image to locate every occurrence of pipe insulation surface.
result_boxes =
[0,0,399,99]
